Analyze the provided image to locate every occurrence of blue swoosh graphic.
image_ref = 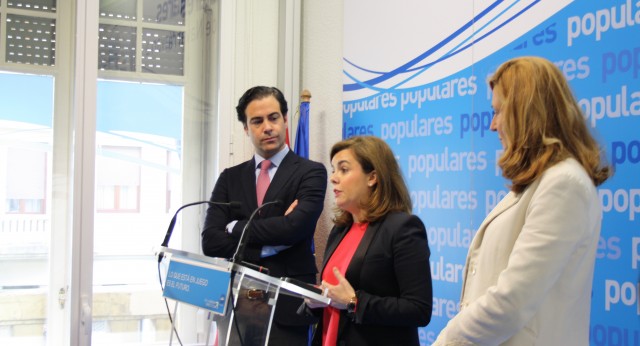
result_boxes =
[343,0,541,93]
[390,0,539,90]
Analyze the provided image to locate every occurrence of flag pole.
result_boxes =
[301,89,311,103]
[293,89,311,146]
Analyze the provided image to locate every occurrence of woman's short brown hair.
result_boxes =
[330,136,412,226]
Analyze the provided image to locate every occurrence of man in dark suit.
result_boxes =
[202,86,327,345]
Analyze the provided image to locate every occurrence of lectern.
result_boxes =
[156,246,330,346]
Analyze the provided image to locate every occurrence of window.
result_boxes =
[5,147,47,214]
[0,72,54,344]
[96,146,141,212]
[92,1,187,343]
[98,0,185,76]
[1,0,200,344]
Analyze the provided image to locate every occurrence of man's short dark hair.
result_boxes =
[236,86,289,125]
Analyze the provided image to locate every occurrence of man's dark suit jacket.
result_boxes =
[202,150,327,325]
[312,212,433,346]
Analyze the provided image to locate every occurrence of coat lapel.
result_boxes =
[322,225,348,270]
[459,191,521,299]
[330,219,383,339]
[243,158,259,209]
[345,220,380,288]
[472,191,521,248]
[322,219,383,281]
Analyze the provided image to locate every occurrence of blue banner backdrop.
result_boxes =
[343,1,639,345]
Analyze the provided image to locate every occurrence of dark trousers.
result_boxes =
[267,322,309,346]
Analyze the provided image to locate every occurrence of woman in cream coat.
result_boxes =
[433,57,612,346]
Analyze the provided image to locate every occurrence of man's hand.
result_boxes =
[285,199,298,215]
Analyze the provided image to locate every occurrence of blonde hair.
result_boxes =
[489,56,611,193]
[330,136,412,226]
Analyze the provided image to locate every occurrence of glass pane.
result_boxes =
[92,80,183,344]
[0,72,54,345]
[7,0,57,12]
[141,28,184,76]
[5,14,56,66]
[98,24,137,72]
[96,146,141,212]
[99,0,137,21]
[143,0,185,25]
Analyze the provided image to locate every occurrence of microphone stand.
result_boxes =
[231,200,281,265]
[226,200,280,345]
[157,200,241,263]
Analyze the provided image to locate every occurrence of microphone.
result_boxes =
[231,199,282,264]
[158,200,241,262]
[238,261,270,275]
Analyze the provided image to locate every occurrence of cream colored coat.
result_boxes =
[434,158,602,346]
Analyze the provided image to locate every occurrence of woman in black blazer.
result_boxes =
[307,136,432,346]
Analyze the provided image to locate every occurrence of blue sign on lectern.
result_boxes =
[162,257,232,315]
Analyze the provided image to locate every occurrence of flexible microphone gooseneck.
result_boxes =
[157,200,242,262]
[231,199,282,264]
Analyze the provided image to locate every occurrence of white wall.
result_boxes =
[300,0,344,265]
